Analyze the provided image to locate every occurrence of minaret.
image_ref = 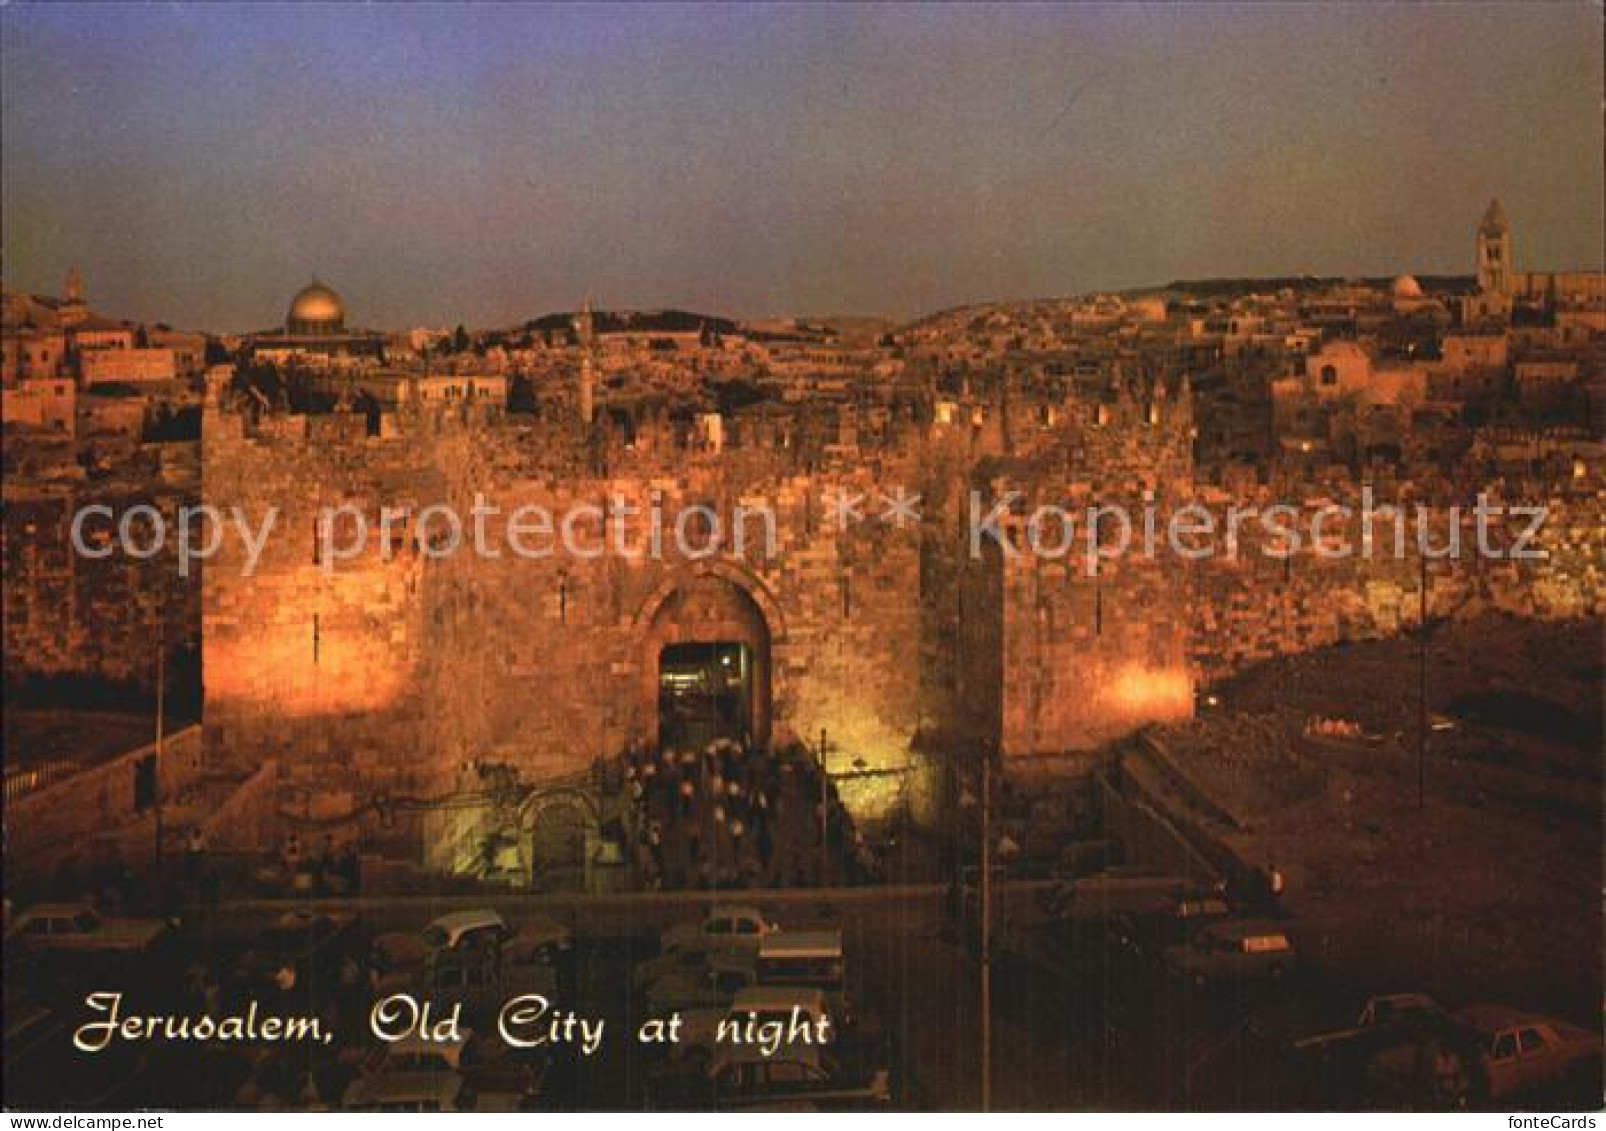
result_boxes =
[60,266,88,326]
[1476,198,1512,296]
[572,297,596,425]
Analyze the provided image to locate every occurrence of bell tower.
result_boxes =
[60,266,88,327]
[1476,198,1512,296]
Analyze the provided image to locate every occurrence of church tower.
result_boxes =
[1476,198,1512,296]
[60,266,88,327]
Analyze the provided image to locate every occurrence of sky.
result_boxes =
[2,2,1601,331]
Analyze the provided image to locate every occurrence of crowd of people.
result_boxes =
[619,737,866,890]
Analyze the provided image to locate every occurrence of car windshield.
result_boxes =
[421,926,451,948]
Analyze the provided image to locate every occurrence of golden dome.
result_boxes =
[286,280,346,332]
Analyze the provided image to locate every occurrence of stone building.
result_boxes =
[243,280,386,364]
[1465,198,1606,325]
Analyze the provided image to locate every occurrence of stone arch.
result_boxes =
[634,563,781,750]
[631,560,787,642]
[518,785,599,884]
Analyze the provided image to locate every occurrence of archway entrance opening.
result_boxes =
[659,641,752,749]
[640,571,774,751]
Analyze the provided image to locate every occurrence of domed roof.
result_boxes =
[287,280,345,328]
[1391,274,1423,299]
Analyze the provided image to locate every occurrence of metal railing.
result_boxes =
[3,759,81,803]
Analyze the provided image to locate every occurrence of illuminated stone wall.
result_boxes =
[1188,469,1606,683]
[201,406,445,797]
[201,398,942,818]
[956,378,1199,759]
[198,380,1603,846]
[2,449,200,691]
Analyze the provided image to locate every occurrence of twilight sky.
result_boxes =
[2,2,1601,331]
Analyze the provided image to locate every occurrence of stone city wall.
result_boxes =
[4,725,203,860]
[2,448,200,690]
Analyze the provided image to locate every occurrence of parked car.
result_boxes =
[1164,920,1295,984]
[370,909,515,974]
[633,943,716,993]
[406,940,562,1027]
[1456,1004,1600,1101]
[1296,993,1453,1054]
[4,902,168,958]
[1293,994,1486,1108]
[1109,895,1231,958]
[1358,993,1450,1030]
[414,949,508,1025]
[646,951,759,1016]
[234,1046,357,1111]
[343,1071,472,1113]
[661,905,778,955]
[675,985,837,1060]
[237,910,359,997]
[657,1044,891,1110]
[1042,868,1187,921]
[500,932,568,994]
[754,930,852,1025]
[345,1031,545,1112]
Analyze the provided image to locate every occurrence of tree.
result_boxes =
[508,374,539,414]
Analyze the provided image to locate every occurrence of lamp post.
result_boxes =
[1418,549,1428,812]
[818,728,829,883]
[154,622,166,874]
[979,749,993,1112]
[956,745,997,1110]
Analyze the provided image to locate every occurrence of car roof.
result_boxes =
[25,903,93,918]
[709,905,766,921]
[1204,920,1287,940]
[1457,1004,1544,1033]
[708,950,758,973]
[388,1029,472,1057]
[429,909,505,932]
[356,1073,465,1102]
[711,1043,824,1071]
[731,986,828,1013]
[518,914,570,938]
[1371,992,1439,1008]
[758,930,842,958]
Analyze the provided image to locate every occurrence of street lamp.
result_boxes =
[960,745,997,1111]
[153,621,166,876]
[1418,549,1429,811]
[979,748,993,1112]
[817,728,830,884]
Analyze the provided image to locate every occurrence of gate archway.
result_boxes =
[635,566,778,750]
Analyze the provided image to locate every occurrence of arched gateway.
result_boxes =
[635,565,782,751]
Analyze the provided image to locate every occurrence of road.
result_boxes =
[5,881,1598,1110]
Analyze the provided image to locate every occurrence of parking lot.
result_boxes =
[6,874,1599,1111]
